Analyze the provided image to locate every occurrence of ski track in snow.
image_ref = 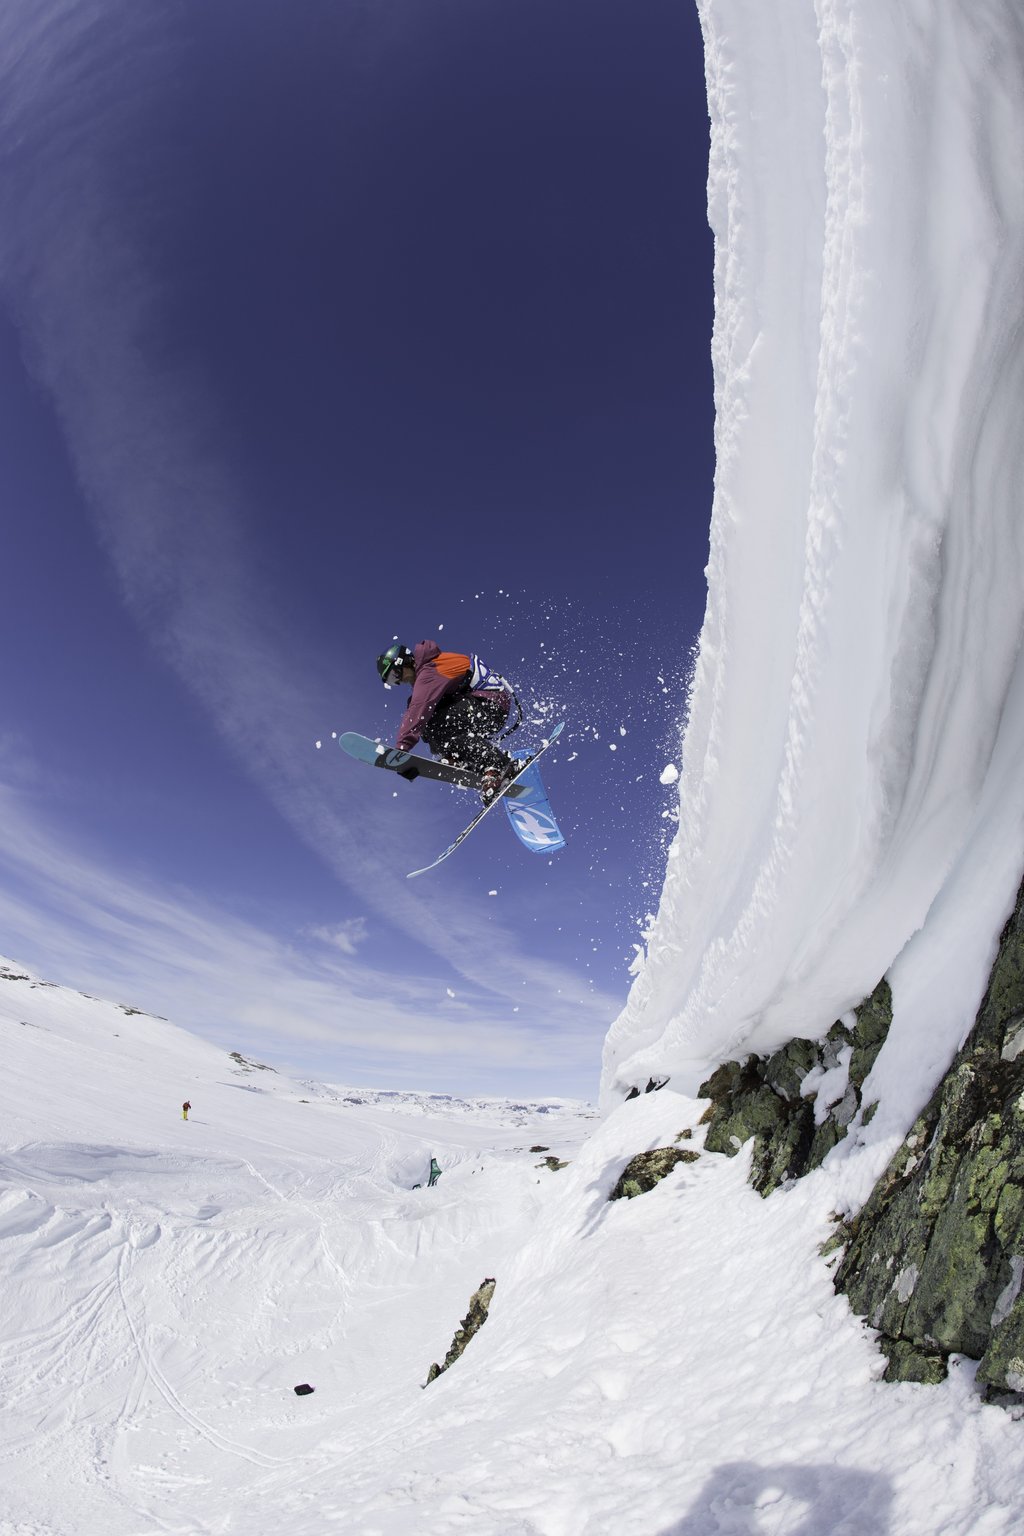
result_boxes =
[2,969,1023,1534]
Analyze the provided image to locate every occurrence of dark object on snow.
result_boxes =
[293,1383,315,1396]
[425,1278,496,1385]
[530,1145,549,1153]
[624,1076,669,1101]
[536,1154,568,1172]
[427,1156,442,1187]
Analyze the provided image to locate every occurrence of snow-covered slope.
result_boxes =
[602,0,1024,1122]
[3,960,1023,1534]
[0,959,592,1531]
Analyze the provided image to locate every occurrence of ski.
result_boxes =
[338,732,529,798]
[502,751,566,855]
[407,722,564,879]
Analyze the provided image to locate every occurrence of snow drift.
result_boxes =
[5,960,1024,1534]
[603,0,1024,1110]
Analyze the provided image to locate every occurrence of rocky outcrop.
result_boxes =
[229,1051,276,1073]
[696,980,892,1197]
[425,1278,496,1386]
[833,880,1024,1398]
[692,872,1024,1402]
[609,1146,699,1201]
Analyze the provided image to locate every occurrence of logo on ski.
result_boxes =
[505,803,563,850]
[406,723,566,877]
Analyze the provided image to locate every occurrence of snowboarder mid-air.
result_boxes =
[377,640,522,801]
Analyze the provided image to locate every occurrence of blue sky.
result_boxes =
[0,0,713,1098]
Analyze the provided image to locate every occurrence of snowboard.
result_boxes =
[407,721,565,879]
[338,733,529,799]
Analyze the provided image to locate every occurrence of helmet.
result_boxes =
[376,642,414,686]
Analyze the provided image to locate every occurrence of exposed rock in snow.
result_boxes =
[695,980,890,1196]
[608,1145,699,1201]
[425,1277,497,1385]
[835,874,1024,1397]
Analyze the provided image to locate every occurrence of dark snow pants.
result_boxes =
[424,694,514,775]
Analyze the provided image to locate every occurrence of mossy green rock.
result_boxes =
[835,878,1024,1396]
[690,874,1024,1405]
[697,980,892,1196]
[425,1277,496,1385]
[609,1146,699,1201]
[879,1338,947,1385]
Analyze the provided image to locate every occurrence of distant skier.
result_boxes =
[377,640,522,801]
[182,1101,191,1121]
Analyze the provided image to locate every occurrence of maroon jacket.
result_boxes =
[396,641,508,749]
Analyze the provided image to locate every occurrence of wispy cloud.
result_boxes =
[309,919,370,956]
[0,0,615,1051]
[0,779,605,1094]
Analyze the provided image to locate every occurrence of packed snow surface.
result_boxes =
[2,961,1024,1535]
[603,0,1024,1123]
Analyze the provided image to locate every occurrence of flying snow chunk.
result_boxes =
[660,763,680,785]
[446,987,456,998]
[488,890,498,896]
[315,740,322,750]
